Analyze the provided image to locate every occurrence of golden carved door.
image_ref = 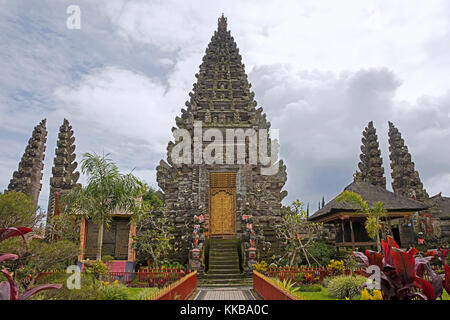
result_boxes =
[209,172,236,236]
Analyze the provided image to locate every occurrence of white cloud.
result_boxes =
[99,0,450,102]
[2,0,450,212]
[249,65,450,206]
[53,66,177,154]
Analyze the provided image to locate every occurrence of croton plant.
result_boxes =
[0,227,62,300]
[353,236,450,300]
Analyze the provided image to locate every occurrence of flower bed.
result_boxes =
[36,268,190,289]
[106,268,189,288]
[265,266,365,285]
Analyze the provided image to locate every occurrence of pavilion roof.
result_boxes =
[430,193,450,218]
[308,180,429,222]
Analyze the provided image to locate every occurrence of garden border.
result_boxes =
[253,271,296,300]
[153,271,197,300]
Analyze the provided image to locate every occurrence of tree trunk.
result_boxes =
[298,238,311,267]
[289,251,297,267]
[96,222,104,261]
[301,244,311,267]
[150,248,157,268]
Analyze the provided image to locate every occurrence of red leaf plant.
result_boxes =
[353,236,444,300]
[0,227,62,300]
[435,248,450,296]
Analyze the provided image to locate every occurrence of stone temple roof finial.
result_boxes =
[218,13,227,31]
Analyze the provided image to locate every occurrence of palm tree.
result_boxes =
[62,152,144,261]
[336,190,386,252]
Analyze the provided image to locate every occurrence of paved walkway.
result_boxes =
[193,287,255,300]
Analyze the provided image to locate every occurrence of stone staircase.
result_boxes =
[198,238,252,287]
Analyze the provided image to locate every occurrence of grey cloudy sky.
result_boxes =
[1,0,450,215]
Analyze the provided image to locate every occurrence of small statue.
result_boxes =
[205,110,212,123]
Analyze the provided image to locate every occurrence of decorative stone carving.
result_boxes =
[388,121,429,201]
[45,119,80,240]
[357,121,386,188]
[7,119,47,207]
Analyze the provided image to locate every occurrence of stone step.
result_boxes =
[209,256,238,260]
[209,249,238,254]
[209,244,238,248]
[210,246,237,250]
[197,283,253,288]
[206,237,243,284]
[205,272,243,278]
[209,253,238,258]
[209,250,238,256]
[203,274,245,280]
[209,243,237,245]
[209,260,240,265]
[210,246,238,250]
[198,278,252,286]
[210,243,238,246]
[208,263,239,269]
[208,269,241,274]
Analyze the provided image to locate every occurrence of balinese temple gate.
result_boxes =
[156,15,288,282]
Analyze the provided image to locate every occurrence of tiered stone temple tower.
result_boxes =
[358,121,386,188]
[7,119,48,207]
[156,15,287,274]
[387,121,441,244]
[45,119,80,240]
[388,121,429,201]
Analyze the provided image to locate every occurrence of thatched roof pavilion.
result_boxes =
[309,180,428,249]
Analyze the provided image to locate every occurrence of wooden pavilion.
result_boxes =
[308,180,429,249]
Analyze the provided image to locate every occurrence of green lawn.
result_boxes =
[125,287,160,300]
[293,286,450,300]
[294,287,337,300]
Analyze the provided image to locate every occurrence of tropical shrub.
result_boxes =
[100,282,130,300]
[273,278,300,295]
[158,260,185,269]
[298,273,320,285]
[353,236,447,300]
[321,276,332,288]
[45,212,81,243]
[132,186,174,268]
[253,261,268,273]
[82,259,109,279]
[0,227,62,300]
[62,152,144,261]
[101,255,114,264]
[306,242,334,266]
[0,192,41,229]
[327,259,345,274]
[344,254,359,275]
[33,273,104,300]
[327,275,367,299]
[2,238,78,290]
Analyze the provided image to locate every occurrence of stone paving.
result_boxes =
[193,287,255,300]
